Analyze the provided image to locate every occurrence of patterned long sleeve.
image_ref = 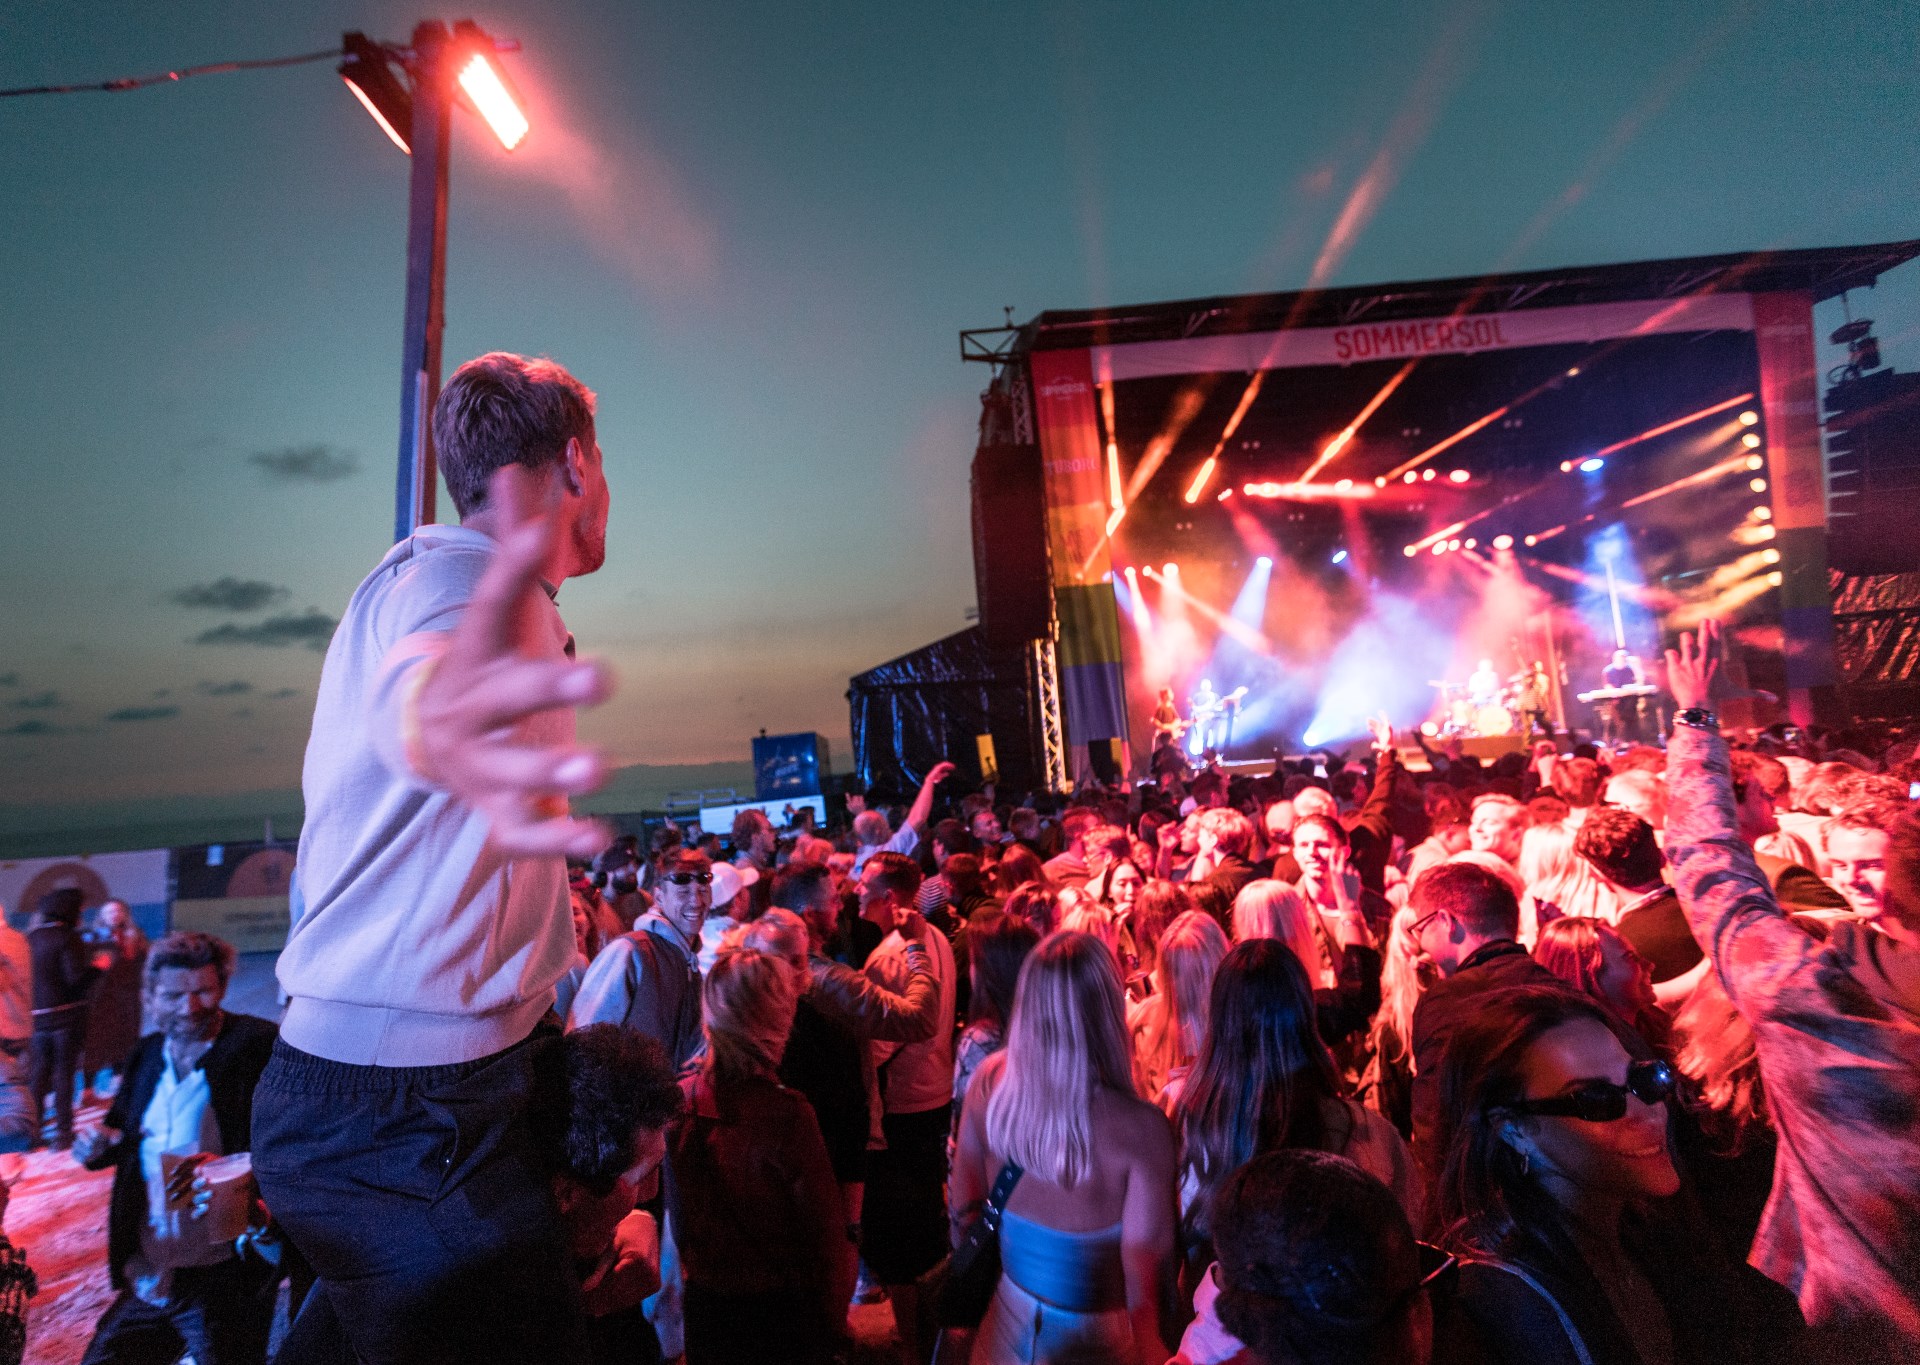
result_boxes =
[1665,724,1920,1352]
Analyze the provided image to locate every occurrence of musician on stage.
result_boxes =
[1599,648,1647,744]
[1466,657,1503,707]
[1513,660,1552,739]
[1148,688,1189,779]
[1188,679,1226,755]
[1150,687,1181,744]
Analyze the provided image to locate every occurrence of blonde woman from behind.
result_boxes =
[1129,911,1229,1107]
[951,932,1177,1365]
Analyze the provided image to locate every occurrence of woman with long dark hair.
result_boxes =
[1174,940,1417,1281]
[1428,986,1801,1364]
[951,913,1042,1140]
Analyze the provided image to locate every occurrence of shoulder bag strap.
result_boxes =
[1463,1257,1596,1365]
[979,1161,1024,1235]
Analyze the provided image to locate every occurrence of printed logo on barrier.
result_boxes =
[1038,376,1090,401]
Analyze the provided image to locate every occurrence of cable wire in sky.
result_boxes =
[0,46,342,99]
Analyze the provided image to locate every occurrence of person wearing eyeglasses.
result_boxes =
[1428,986,1802,1365]
[567,848,711,1071]
[1406,862,1564,1189]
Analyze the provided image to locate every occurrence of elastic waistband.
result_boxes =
[262,1023,553,1093]
[278,991,551,1069]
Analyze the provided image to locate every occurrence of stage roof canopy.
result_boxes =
[964,240,1920,360]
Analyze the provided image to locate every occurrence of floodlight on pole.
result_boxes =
[338,34,412,152]
[452,21,529,150]
[338,20,529,541]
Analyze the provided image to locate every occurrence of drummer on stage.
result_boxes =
[1466,657,1503,707]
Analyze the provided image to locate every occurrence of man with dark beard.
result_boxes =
[74,933,278,1364]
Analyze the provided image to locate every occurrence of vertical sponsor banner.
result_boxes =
[1030,348,1129,745]
[1752,291,1838,722]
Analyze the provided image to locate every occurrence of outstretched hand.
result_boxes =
[1366,712,1393,751]
[1665,619,1721,711]
[410,464,614,858]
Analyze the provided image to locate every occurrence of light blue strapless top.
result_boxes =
[999,1210,1128,1313]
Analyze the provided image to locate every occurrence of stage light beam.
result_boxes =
[1184,456,1219,505]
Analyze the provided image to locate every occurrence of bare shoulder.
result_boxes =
[1099,1088,1176,1167]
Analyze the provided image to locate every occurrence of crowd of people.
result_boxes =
[2,354,1916,1365]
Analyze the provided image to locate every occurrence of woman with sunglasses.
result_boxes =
[1429,986,1801,1365]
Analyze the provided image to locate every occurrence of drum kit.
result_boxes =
[1427,668,1540,738]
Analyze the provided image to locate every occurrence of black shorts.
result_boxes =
[859,1103,952,1284]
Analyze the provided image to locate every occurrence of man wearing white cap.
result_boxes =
[696,861,759,975]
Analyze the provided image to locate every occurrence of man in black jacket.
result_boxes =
[1407,862,1566,1201]
[28,887,102,1150]
[73,932,279,1365]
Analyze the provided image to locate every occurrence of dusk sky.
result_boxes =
[3,1,1917,828]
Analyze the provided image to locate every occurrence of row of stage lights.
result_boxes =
[1405,408,1769,559]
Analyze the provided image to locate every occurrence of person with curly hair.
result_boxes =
[1173,1150,1443,1365]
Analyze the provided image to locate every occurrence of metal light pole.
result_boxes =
[338,22,527,543]
[395,21,452,542]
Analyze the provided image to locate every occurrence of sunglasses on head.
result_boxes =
[1504,1057,1675,1122]
[665,871,713,886]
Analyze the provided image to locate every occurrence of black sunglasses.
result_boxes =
[1504,1058,1675,1122]
[664,871,713,886]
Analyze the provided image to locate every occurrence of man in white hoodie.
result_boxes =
[255,353,617,1365]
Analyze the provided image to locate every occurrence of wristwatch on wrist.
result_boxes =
[1673,707,1719,731]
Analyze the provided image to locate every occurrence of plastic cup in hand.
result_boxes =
[197,1153,255,1243]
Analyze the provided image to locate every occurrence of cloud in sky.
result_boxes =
[193,611,337,651]
[1,719,64,736]
[196,680,253,697]
[171,578,290,612]
[105,706,179,722]
[266,688,300,700]
[8,692,61,711]
[0,674,16,688]
[247,444,359,482]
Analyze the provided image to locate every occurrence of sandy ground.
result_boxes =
[9,1096,117,1365]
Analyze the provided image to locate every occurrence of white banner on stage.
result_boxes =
[1091,292,1756,380]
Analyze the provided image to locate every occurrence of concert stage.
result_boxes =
[850,241,1920,794]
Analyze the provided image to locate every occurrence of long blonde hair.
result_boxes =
[1132,911,1229,1099]
[1368,906,1425,1069]
[985,931,1137,1188]
[703,944,800,1083]
[1232,879,1332,988]
[1517,822,1574,889]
